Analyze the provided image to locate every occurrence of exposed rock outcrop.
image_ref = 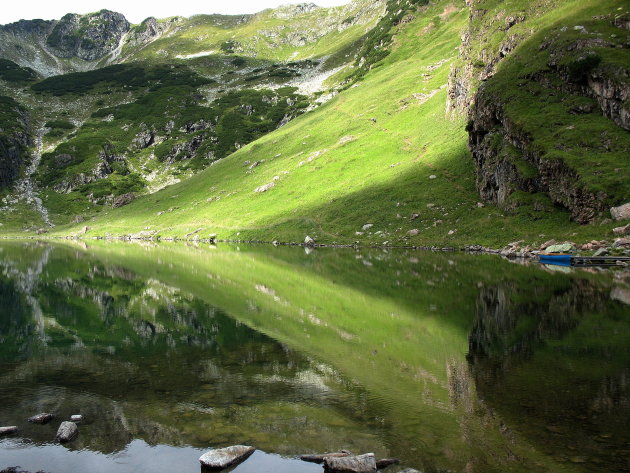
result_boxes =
[459,2,629,223]
[467,91,608,223]
[46,10,130,61]
[0,96,31,190]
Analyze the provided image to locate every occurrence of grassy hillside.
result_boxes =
[38,0,626,247]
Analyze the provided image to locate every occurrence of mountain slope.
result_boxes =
[0,0,628,249]
[38,0,629,248]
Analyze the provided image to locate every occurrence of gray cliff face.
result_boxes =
[0,99,31,190]
[467,92,609,224]
[0,11,131,76]
[453,3,629,223]
[45,10,130,61]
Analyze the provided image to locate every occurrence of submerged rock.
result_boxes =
[300,452,351,464]
[324,453,377,473]
[199,445,255,469]
[0,426,18,436]
[28,413,55,424]
[55,421,78,443]
[375,458,400,469]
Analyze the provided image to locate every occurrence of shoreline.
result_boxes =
[2,234,629,262]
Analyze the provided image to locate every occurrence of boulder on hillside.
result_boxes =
[199,445,255,469]
[113,193,135,208]
[611,203,630,221]
[613,223,630,235]
[324,453,377,473]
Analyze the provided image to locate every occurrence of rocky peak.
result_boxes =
[46,10,130,61]
[271,3,320,19]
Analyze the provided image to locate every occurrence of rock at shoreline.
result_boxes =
[28,413,55,424]
[304,236,315,246]
[55,421,78,443]
[199,445,255,469]
[324,453,377,473]
[545,243,575,253]
[300,452,351,463]
[0,426,18,436]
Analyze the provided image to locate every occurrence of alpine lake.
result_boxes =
[0,240,629,473]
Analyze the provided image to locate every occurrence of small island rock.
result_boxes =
[199,445,255,469]
[0,426,18,436]
[55,421,78,443]
[28,413,55,424]
[324,453,377,473]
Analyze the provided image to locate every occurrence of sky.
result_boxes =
[1,0,352,24]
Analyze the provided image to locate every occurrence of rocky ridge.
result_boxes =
[450,0,630,223]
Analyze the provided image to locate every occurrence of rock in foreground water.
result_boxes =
[376,458,400,469]
[300,452,351,463]
[55,421,78,443]
[324,453,377,473]
[28,413,55,424]
[70,415,83,423]
[0,426,18,436]
[199,445,255,469]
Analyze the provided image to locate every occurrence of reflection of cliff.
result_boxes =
[468,280,610,371]
[467,279,630,472]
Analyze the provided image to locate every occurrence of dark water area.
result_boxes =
[0,240,629,473]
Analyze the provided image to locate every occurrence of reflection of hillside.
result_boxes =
[1,241,628,473]
[467,281,630,472]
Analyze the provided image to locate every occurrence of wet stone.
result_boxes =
[55,421,78,443]
[301,452,351,464]
[324,453,377,473]
[70,415,83,423]
[375,458,400,469]
[28,413,55,424]
[199,445,255,469]
[0,426,18,436]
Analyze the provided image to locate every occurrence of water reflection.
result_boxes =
[0,241,628,473]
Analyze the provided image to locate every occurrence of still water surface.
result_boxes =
[0,241,629,473]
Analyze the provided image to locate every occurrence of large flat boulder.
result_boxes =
[324,453,377,473]
[55,421,78,443]
[199,445,255,469]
